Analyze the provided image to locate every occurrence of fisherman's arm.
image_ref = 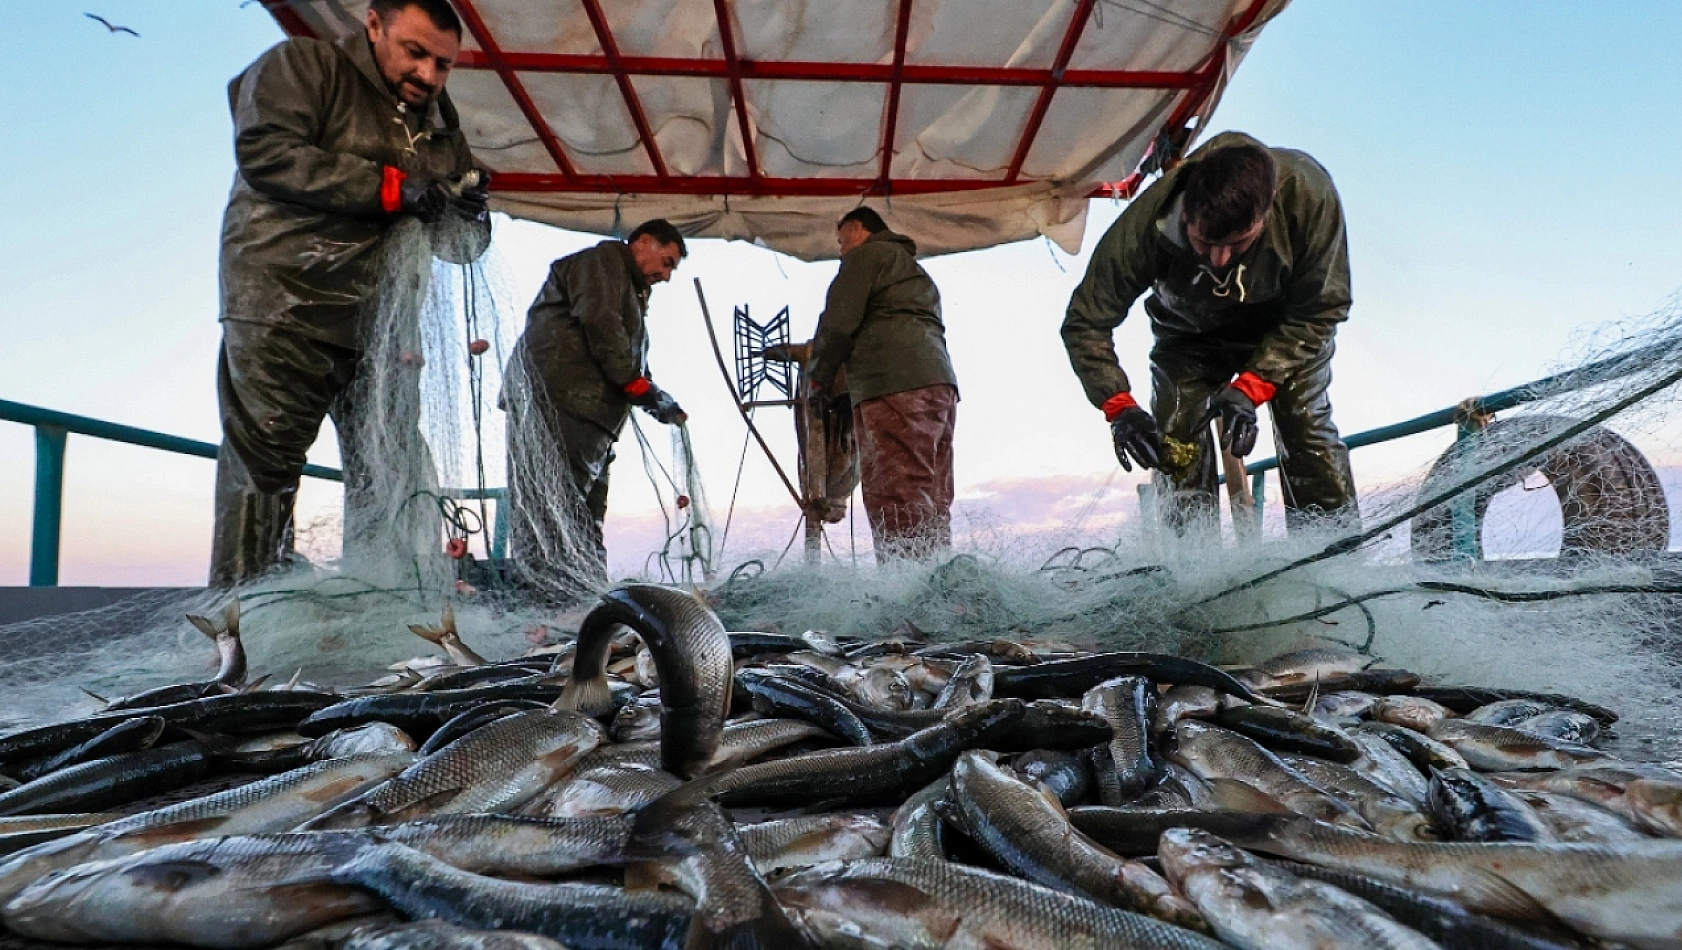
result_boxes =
[572,251,645,392]
[231,42,388,216]
[1244,182,1352,382]
[1061,208,1156,409]
[806,245,886,393]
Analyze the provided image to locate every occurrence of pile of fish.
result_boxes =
[0,584,1675,949]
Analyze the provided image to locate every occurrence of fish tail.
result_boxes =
[185,613,221,641]
[408,623,446,645]
[557,672,614,715]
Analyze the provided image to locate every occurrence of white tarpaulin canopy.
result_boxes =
[269,0,1288,259]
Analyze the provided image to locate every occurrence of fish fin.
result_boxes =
[379,788,463,823]
[442,602,456,636]
[236,674,272,693]
[285,668,304,690]
[79,686,109,704]
[622,788,711,863]
[408,623,446,645]
[1300,680,1320,716]
[224,599,241,638]
[557,673,613,715]
[1458,868,1560,923]
[622,862,664,891]
[186,613,221,640]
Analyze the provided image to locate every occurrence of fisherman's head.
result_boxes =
[1181,142,1276,270]
[627,219,688,286]
[837,206,888,256]
[365,0,462,107]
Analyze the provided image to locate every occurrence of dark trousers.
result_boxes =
[504,394,618,591]
[1150,342,1356,532]
[854,384,959,559]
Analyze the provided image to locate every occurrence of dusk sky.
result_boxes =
[4,2,1681,584]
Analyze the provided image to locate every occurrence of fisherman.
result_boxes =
[501,220,690,590]
[1062,131,1357,531]
[805,208,960,559]
[209,0,490,586]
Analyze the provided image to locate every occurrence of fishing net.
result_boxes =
[0,221,1678,756]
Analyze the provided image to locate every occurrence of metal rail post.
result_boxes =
[29,426,67,586]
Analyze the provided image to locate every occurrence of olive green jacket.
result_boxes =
[219,33,487,352]
[807,230,958,405]
[509,241,653,435]
[1062,132,1352,407]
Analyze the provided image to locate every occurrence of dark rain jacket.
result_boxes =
[807,230,959,405]
[219,33,487,352]
[1062,131,1352,407]
[509,241,653,435]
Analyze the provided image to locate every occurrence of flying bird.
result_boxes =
[84,13,140,36]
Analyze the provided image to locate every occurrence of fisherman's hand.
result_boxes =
[449,168,492,223]
[399,177,451,223]
[1105,395,1161,472]
[1209,372,1273,457]
[631,382,687,425]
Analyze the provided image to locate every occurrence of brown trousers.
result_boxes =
[853,384,958,559]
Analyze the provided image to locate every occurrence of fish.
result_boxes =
[774,856,1229,949]
[1362,721,1471,773]
[1373,695,1455,732]
[103,601,248,710]
[890,777,951,861]
[690,700,1024,808]
[305,709,602,828]
[1259,669,1423,703]
[950,750,1205,929]
[1239,647,1376,689]
[1626,779,1682,838]
[1428,767,1554,842]
[1464,699,1559,727]
[0,750,413,906]
[1264,858,1594,950]
[297,686,567,740]
[1160,826,1444,949]
[0,691,338,765]
[931,653,994,709]
[735,669,874,746]
[1312,690,1381,720]
[417,703,542,756]
[1344,728,1432,807]
[608,691,663,742]
[310,722,419,759]
[14,715,168,781]
[408,603,488,667]
[1511,710,1602,746]
[1172,721,1368,828]
[1084,676,1161,800]
[0,813,123,856]
[1409,687,1618,725]
[1154,684,1220,737]
[737,813,891,875]
[1238,812,1682,949]
[330,842,692,950]
[1277,753,1436,841]
[1011,748,1092,806]
[576,718,834,775]
[339,920,571,950]
[984,698,1114,752]
[1425,719,1607,771]
[0,741,212,817]
[1513,789,1652,844]
[3,833,381,947]
[1216,704,1363,763]
[526,761,682,818]
[560,585,733,779]
[995,652,1279,705]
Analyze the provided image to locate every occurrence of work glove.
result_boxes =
[1109,406,1162,472]
[399,177,451,223]
[1208,386,1259,456]
[449,168,492,223]
[632,384,687,425]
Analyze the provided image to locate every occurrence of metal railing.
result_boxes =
[0,398,343,586]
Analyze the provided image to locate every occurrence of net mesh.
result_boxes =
[0,230,1678,757]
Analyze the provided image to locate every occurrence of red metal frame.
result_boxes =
[273,0,1272,199]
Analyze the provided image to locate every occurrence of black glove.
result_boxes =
[1209,385,1259,457]
[399,177,450,223]
[633,384,687,425]
[449,169,492,222]
[1109,406,1162,472]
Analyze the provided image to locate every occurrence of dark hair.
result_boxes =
[628,219,688,258]
[1181,143,1277,240]
[370,0,463,37]
[839,207,889,234]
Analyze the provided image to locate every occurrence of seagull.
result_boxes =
[84,13,140,36]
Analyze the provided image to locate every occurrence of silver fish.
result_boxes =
[1426,719,1607,772]
[738,813,891,875]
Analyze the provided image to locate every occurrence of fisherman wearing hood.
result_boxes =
[1062,132,1357,531]
[209,0,490,586]
[805,208,960,559]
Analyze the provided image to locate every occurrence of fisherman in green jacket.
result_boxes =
[807,208,960,558]
[210,0,490,586]
[502,221,689,592]
[1063,132,1357,531]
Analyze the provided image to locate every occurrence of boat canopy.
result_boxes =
[268,0,1287,259]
